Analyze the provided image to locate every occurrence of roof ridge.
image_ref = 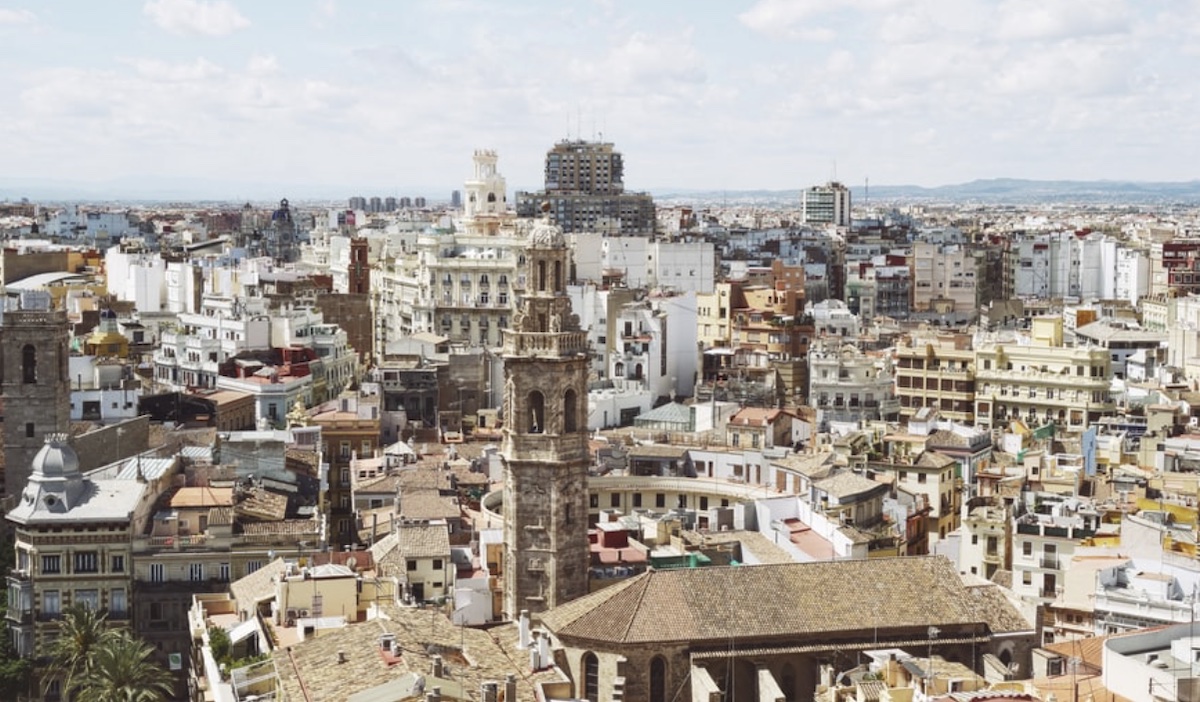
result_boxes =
[619,568,656,642]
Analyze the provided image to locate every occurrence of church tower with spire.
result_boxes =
[501,211,590,618]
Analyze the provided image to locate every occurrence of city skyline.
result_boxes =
[1,0,1197,199]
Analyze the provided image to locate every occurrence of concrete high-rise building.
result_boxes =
[1,294,71,498]
[801,181,852,227]
[450,190,462,208]
[348,196,367,210]
[501,215,590,618]
[516,139,655,236]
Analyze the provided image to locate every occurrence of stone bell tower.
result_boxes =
[501,212,590,619]
[1,293,71,499]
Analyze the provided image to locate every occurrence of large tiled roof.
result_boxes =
[915,451,957,469]
[397,492,460,521]
[273,604,558,702]
[398,523,451,559]
[230,557,287,611]
[813,470,885,500]
[542,556,992,646]
[961,581,1032,634]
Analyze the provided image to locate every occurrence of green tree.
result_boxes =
[0,586,32,700]
[73,631,173,702]
[42,604,111,697]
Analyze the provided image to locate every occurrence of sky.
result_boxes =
[0,0,1198,199]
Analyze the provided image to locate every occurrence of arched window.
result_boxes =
[564,389,578,433]
[487,192,496,203]
[781,662,796,701]
[582,653,599,702]
[614,362,625,378]
[538,260,547,292]
[650,656,666,702]
[528,391,545,434]
[21,344,36,384]
[553,260,562,292]
[634,363,644,381]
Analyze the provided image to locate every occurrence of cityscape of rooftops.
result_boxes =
[2,2,1200,702]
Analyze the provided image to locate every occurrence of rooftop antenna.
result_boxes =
[865,176,869,204]
[576,105,582,143]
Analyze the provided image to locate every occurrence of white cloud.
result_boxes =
[143,0,250,37]
[994,0,1130,42]
[570,30,707,96]
[0,8,35,24]
[247,54,280,75]
[125,57,224,82]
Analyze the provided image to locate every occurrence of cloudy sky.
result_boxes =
[0,0,1196,198]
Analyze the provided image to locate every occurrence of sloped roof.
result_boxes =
[635,402,692,425]
[230,557,287,610]
[398,523,450,559]
[813,471,885,500]
[542,556,987,646]
[915,451,957,469]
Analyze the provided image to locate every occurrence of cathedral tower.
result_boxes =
[501,213,590,618]
[1,294,71,498]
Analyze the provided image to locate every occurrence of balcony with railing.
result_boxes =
[502,330,589,357]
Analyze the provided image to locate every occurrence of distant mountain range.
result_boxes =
[3,176,1200,206]
[652,178,1200,205]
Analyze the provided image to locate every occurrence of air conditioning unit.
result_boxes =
[299,609,310,618]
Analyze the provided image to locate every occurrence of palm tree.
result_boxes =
[72,631,173,702]
[42,604,111,697]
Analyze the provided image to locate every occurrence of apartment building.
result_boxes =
[959,503,1010,580]
[800,181,851,227]
[1011,496,1100,632]
[809,340,897,429]
[5,436,153,696]
[973,317,1114,433]
[894,331,976,425]
[515,139,656,236]
[311,392,382,547]
[910,241,982,317]
[1150,239,1200,297]
[386,152,528,350]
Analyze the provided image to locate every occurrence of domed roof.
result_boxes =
[529,219,565,249]
[32,434,80,479]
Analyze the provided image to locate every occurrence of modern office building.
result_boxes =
[800,181,851,227]
[516,139,656,236]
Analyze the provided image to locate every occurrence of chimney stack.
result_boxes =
[537,628,551,667]
[529,630,541,671]
[432,655,444,678]
[518,610,531,649]
[505,674,517,701]
[425,688,441,702]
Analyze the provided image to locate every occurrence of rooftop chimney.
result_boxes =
[518,610,530,649]
[529,630,542,671]
[431,655,444,678]
[505,674,517,702]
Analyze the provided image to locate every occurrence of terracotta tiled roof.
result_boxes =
[915,451,957,469]
[397,492,460,521]
[398,523,450,559]
[230,557,287,611]
[170,486,234,508]
[542,556,993,646]
[962,582,1032,634]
